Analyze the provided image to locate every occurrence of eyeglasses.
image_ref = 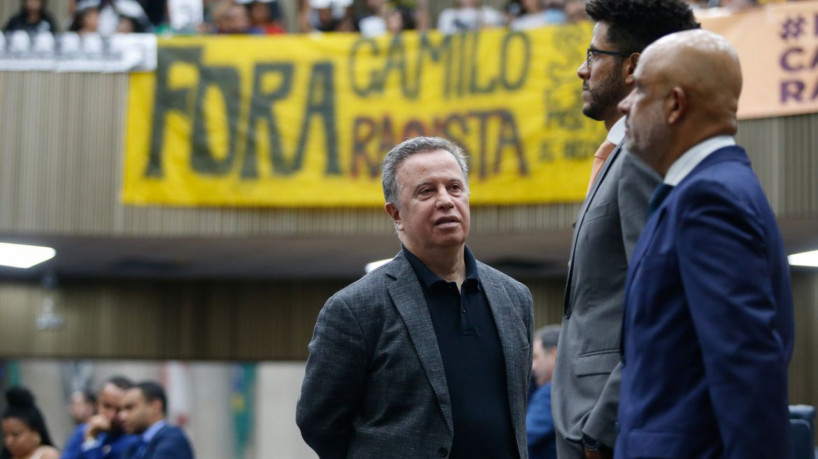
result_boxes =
[586,47,632,67]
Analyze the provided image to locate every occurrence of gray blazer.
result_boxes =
[296,251,533,459]
[552,145,660,452]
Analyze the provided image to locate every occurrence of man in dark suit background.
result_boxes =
[118,381,194,459]
[527,325,560,459]
[296,136,534,458]
[615,29,794,459]
[552,1,699,458]
[62,376,139,459]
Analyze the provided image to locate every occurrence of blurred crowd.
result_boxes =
[2,0,805,40]
[1,378,194,459]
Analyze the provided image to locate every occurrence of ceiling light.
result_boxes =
[788,250,818,267]
[0,242,56,269]
[365,258,393,273]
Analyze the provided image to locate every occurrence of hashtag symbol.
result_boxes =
[780,16,807,41]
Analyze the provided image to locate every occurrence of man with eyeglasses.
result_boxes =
[551,1,699,459]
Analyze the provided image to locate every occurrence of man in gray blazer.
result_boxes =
[552,1,698,458]
[297,136,534,458]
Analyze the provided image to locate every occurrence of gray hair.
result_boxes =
[381,136,469,206]
[535,325,561,350]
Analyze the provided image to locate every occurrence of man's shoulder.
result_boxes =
[151,424,193,456]
[156,424,187,439]
[332,254,409,299]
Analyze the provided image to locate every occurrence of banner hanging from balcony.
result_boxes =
[697,0,818,119]
[123,26,605,207]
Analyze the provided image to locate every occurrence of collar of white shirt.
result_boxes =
[664,135,736,186]
[607,117,626,146]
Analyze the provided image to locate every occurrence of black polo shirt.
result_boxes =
[403,246,517,459]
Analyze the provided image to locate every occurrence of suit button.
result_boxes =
[438,447,448,457]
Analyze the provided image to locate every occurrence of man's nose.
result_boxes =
[435,189,454,208]
[577,61,589,79]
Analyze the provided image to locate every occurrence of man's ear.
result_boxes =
[666,87,687,125]
[623,52,640,85]
[384,202,402,231]
[149,399,163,416]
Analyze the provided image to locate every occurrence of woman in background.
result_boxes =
[2,0,58,35]
[1,387,59,459]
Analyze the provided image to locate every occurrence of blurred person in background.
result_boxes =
[438,0,505,34]
[355,0,426,36]
[97,0,152,34]
[355,0,388,36]
[61,376,138,459]
[1,387,59,459]
[68,1,100,34]
[67,391,96,427]
[213,1,251,34]
[507,0,566,30]
[527,325,560,459]
[118,382,193,459]
[116,4,152,32]
[3,0,59,36]
[298,0,354,33]
[564,0,588,22]
[240,0,286,34]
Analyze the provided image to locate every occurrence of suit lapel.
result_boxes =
[480,265,527,449]
[385,255,453,433]
[564,144,623,315]
[481,267,524,396]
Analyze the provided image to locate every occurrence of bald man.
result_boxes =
[615,30,794,459]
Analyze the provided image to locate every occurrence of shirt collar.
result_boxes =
[402,245,480,289]
[664,135,735,186]
[141,419,167,444]
[607,117,626,146]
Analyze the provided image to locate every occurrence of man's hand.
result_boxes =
[584,447,613,459]
[582,434,613,459]
[84,415,111,441]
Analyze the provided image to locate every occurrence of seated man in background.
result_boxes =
[62,376,138,459]
[118,381,194,459]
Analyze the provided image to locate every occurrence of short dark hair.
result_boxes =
[81,389,97,406]
[535,325,561,350]
[586,0,700,54]
[1,387,56,458]
[104,375,133,392]
[134,381,167,416]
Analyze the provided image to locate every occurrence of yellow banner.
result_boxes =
[699,0,818,119]
[123,26,605,207]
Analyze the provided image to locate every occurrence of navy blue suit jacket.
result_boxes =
[125,424,194,459]
[616,146,794,459]
[61,424,139,459]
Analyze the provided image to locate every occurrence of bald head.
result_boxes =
[618,30,743,175]
[645,29,742,121]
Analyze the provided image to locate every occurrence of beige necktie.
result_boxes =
[587,140,617,195]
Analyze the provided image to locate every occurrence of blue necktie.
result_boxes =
[647,183,674,219]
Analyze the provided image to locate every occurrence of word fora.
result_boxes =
[142,47,528,180]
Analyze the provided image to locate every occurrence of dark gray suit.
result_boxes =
[296,251,533,458]
[552,145,660,457]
